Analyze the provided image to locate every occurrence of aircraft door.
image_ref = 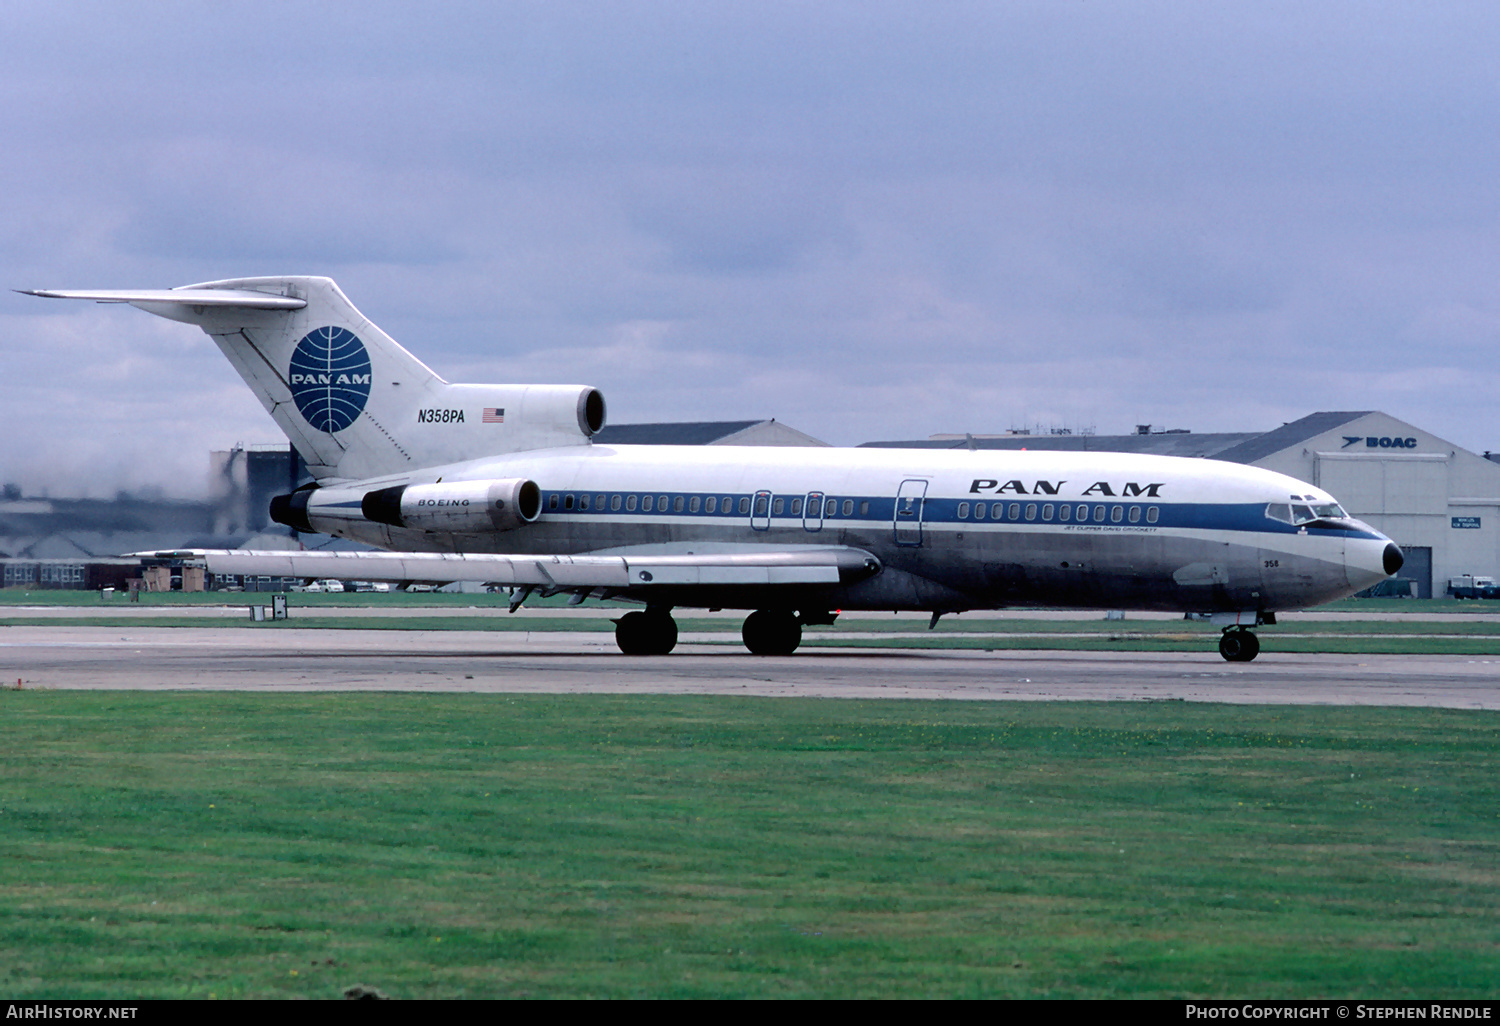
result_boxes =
[751,489,772,531]
[803,491,825,532]
[894,479,928,547]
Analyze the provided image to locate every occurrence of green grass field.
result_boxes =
[3,693,1497,998]
[7,587,1500,655]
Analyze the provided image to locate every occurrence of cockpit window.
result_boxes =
[1267,500,1349,526]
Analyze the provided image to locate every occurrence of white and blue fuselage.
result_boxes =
[299,443,1399,616]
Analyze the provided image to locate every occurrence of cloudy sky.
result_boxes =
[4,1,1498,497]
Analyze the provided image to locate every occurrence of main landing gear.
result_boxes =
[741,609,802,656]
[613,607,827,656]
[613,608,679,655]
[1218,627,1260,663]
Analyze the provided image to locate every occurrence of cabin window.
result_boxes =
[596,494,606,509]
[754,495,769,516]
[689,496,700,513]
[626,494,638,511]
[991,503,1004,519]
[1109,505,1121,522]
[859,501,870,516]
[705,496,717,513]
[1025,503,1037,521]
[1077,504,1089,521]
[739,497,751,514]
[1008,503,1021,520]
[1041,504,1054,521]
[772,497,785,515]
[1147,506,1159,523]
[578,494,589,511]
[563,494,574,510]
[843,499,855,516]
[642,495,654,512]
[674,495,685,513]
[1093,505,1106,522]
[1128,506,1140,523]
[791,498,802,516]
[826,499,837,517]
[973,502,986,520]
[611,494,622,511]
[957,502,970,519]
[658,495,669,510]
[724,496,735,513]
[548,493,559,510]
[1059,504,1071,522]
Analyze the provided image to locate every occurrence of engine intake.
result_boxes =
[578,388,606,436]
[361,478,541,533]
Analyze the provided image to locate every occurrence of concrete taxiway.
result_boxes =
[2,624,1498,709]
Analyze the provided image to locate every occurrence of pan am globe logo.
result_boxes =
[288,326,373,433]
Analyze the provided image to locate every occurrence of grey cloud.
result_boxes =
[4,0,1500,493]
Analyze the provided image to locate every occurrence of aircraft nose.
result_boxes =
[1383,542,1404,577]
[1342,529,1403,593]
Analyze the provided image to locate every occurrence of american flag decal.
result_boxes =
[483,408,505,423]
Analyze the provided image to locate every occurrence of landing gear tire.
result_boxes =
[1218,628,1260,662]
[615,610,678,655]
[742,609,802,656]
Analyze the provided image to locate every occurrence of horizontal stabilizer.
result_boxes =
[18,288,307,310]
[147,546,880,589]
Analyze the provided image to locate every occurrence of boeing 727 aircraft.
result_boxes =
[23,277,1403,660]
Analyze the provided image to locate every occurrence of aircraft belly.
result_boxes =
[318,516,1355,615]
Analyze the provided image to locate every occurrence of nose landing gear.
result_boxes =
[1218,627,1260,662]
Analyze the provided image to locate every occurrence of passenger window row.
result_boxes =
[955,502,1159,524]
[545,492,871,517]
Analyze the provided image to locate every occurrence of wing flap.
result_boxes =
[167,546,874,588]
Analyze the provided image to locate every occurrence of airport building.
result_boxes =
[865,410,1500,598]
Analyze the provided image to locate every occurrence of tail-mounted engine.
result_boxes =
[271,478,542,536]
[361,479,542,533]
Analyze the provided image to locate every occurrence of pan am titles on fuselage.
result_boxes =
[22,277,1402,660]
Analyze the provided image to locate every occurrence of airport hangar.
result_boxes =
[864,410,1500,600]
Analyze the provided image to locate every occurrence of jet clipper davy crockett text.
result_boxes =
[22,277,1403,660]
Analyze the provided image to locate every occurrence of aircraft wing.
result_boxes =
[152,546,880,590]
[18,288,307,309]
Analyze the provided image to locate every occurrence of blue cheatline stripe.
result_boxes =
[526,490,1386,541]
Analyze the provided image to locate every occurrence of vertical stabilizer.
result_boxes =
[25,276,605,481]
[170,276,441,480]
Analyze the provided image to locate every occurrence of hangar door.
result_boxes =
[1315,454,1449,516]
[1393,546,1432,599]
